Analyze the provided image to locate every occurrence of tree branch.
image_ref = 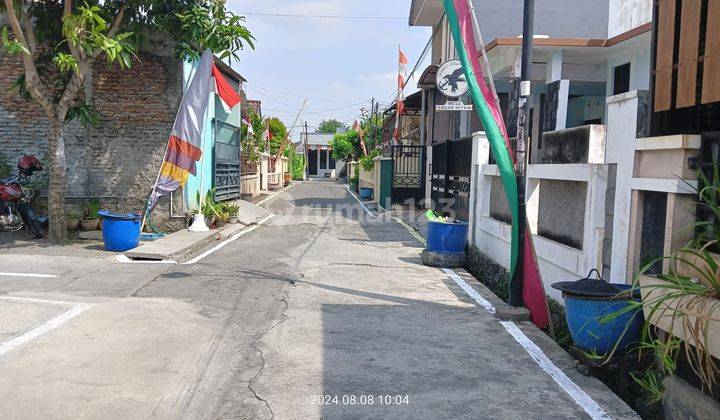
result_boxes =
[107,3,126,37]
[57,2,127,118]
[19,13,37,54]
[3,0,56,120]
[90,2,126,60]
[62,0,89,62]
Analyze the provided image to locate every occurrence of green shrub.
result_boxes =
[359,149,380,172]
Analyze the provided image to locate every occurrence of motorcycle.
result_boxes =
[0,155,44,239]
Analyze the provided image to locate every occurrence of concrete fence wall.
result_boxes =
[240,159,261,197]
[469,128,610,302]
[358,164,376,191]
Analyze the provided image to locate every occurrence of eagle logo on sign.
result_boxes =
[437,60,469,98]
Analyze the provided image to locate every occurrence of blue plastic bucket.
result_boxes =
[98,210,141,252]
[563,284,644,354]
[359,187,373,199]
[426,220,468,254]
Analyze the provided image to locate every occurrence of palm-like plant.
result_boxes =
[634,162,720,395]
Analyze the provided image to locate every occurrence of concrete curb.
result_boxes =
[125,222,245,261]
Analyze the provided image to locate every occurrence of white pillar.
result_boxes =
[260,153,269,190]
[556,79,570,130]
[469,131,490,246]
[546,50,563,83]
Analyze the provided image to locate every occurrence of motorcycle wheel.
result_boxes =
[18,202,44,239]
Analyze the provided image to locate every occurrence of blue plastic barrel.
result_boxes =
[426,220,468,254]
[563,284,644,354]
[98,210,141,252]
[359,187,373,200]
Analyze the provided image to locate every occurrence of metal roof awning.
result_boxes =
[384,90,423,115]
[418,64,439,88]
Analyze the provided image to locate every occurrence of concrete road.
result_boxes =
[0,180,637,419]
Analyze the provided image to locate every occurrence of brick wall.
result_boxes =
[0,51,183,227]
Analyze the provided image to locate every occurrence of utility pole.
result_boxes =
[510,0,534,307]
[304,121,309,180]
[370,97,375,148]
[372,99,379,150]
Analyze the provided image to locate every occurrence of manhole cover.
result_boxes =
[162,272,190,279]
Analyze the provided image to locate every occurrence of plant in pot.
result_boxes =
[225,203,240,224]
[215,203,230,227]
[201,189,221,228]
[65,210,81,232]
[81,199,101,231]
[607,164,720,401]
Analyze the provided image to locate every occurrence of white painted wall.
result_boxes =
[605,91,641,283]
[608,0,652,38]
[606,41,652,96]
[470,130,610,302]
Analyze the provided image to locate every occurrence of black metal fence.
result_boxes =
[391,145,425,204]
[430,136,473,221]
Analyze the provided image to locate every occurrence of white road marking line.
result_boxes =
[441,267,610,419]
[181,214,275,265]
[0,272,58,278]
[0,300,94,358]
[0,296,78,306]
[115,255,178,264]
[392,216,426,246]
[500,321,611,420]
[345,186,375,218]
[257,183,295,206]
[441,268,496,314]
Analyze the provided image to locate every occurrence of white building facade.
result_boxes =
[408,0,708,298]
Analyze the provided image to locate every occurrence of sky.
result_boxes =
[225,0,431,140]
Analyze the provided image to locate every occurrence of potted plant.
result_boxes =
[215,203,229,227]
[66,210,81,232]
[225,203,240,224]
[358,151,379,199]
[200,189,221,227]
[81,198,101,231]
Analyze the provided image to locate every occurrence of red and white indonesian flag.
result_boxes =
[148,50,242,211]
[393,47,408,143]
[212,63,242,113]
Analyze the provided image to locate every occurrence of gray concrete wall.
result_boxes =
[472,0,609,40]
[537,179,587,249]
[489,176,511,223]
[0,51,183,226]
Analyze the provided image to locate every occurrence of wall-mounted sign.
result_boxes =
[436,59,468,98]
[435,100,474,111]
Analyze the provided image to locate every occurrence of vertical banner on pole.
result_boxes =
[443,0,549,328]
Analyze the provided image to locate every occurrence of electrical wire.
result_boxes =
[240,12,406,20]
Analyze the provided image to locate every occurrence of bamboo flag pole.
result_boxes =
[140,63,200,233]
[274,98,307,164]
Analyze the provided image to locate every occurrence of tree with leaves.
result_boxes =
[241,109,264,163]
[317,118,345,134]
[0,0,253,241]
[360,113,383,150]
[330,130,362,162]
[265,117,287,155]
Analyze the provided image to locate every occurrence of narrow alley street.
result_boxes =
[0,181,636,419]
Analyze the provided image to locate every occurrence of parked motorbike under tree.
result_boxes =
[0,155,44,239]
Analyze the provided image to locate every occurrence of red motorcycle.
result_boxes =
[0,155,44,239]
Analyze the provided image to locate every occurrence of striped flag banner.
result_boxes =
[393,47,408,143]
[443,0,549,328]
[146,50,241,215]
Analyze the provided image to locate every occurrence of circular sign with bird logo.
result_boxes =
[437,60,468,98]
